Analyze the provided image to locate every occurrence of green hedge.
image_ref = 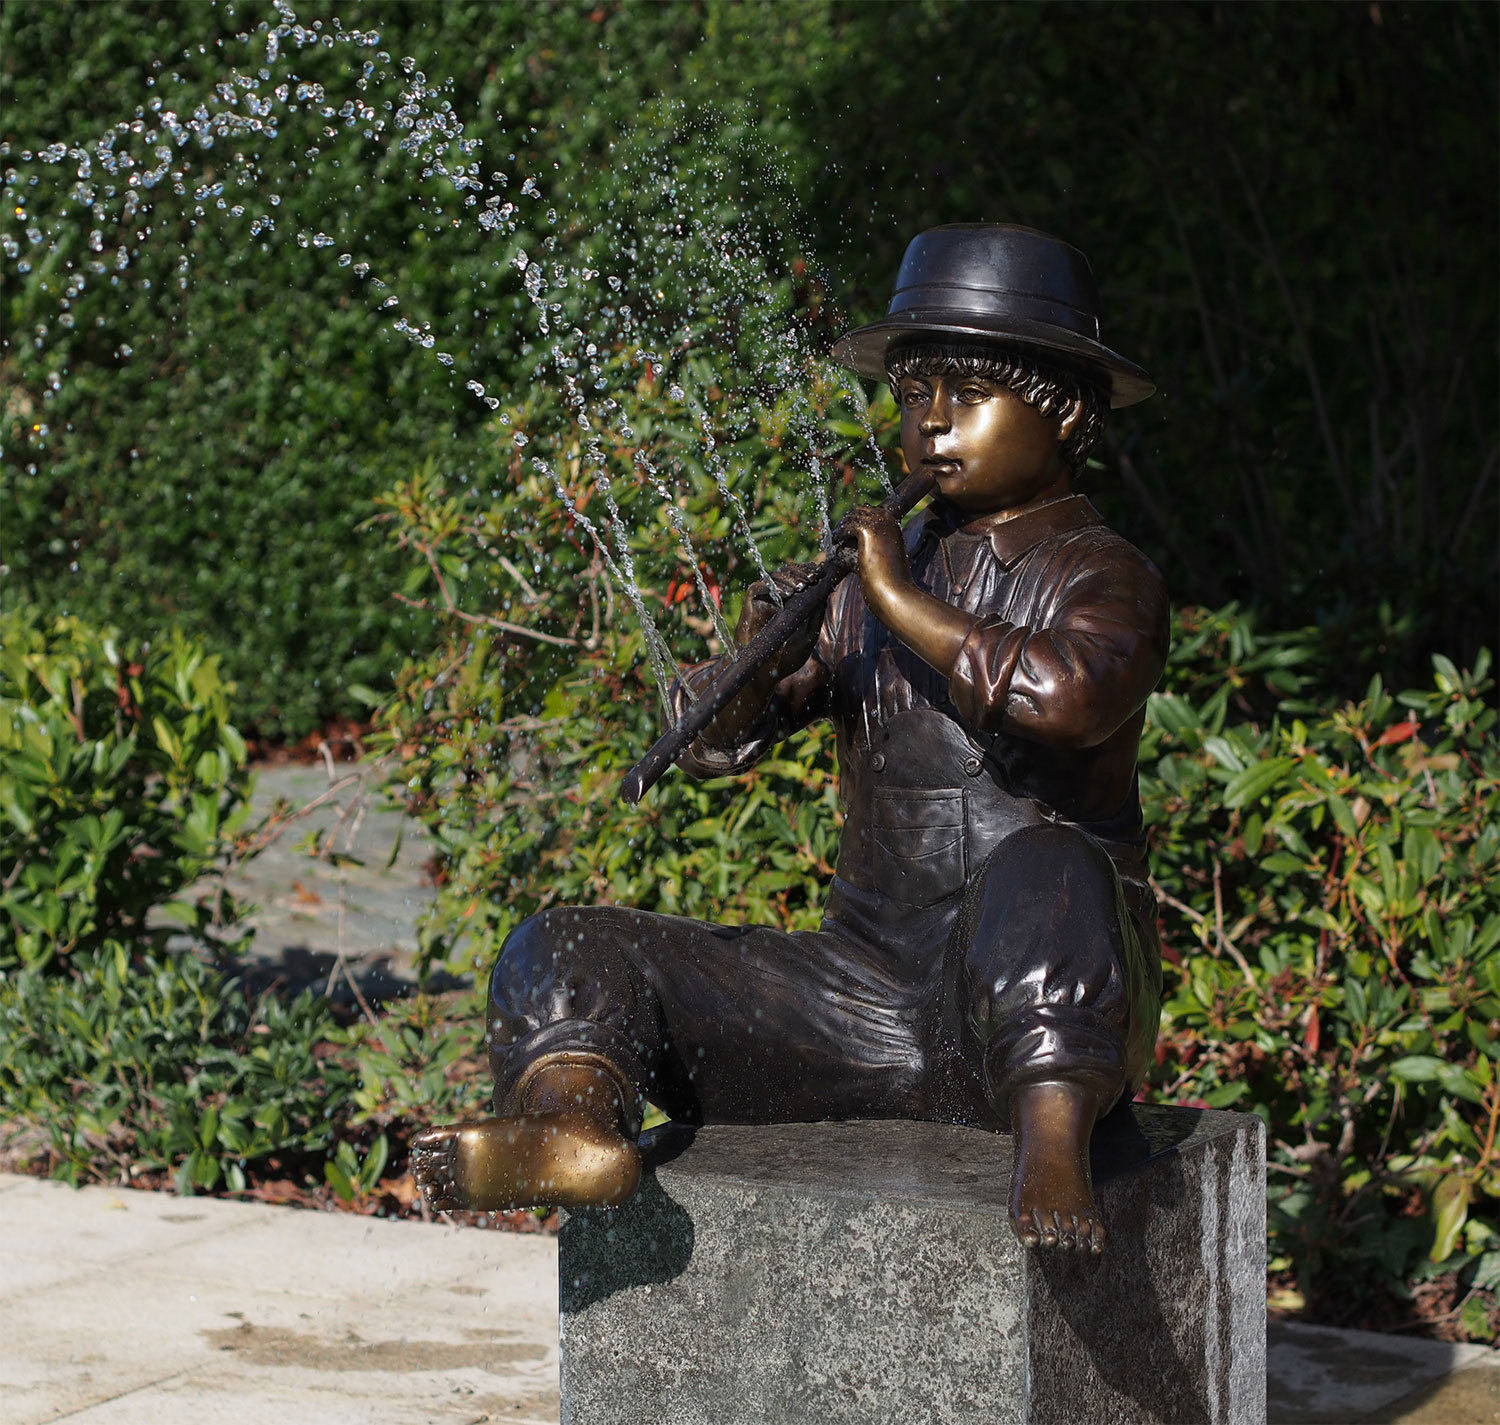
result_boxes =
[4,1,1494,734]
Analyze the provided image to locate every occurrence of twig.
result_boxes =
[1446,444,1498,557]
[236,770,367,859]
[1383,1289,1481,1334]
[496,554,540,603]
[324,828,379,1030]
[1154,871,1258,990]
[392,591,577,647]
[327,951,380,1030]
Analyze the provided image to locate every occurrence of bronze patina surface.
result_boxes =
[413,224,1169,1255]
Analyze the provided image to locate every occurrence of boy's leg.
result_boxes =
[944,822,1158,1252]
[415,904,930,1212]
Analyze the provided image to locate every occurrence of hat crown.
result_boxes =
[830,221,1154,408]
[889,224,1102,344]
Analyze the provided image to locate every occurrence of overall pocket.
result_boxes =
[868,786,967,908]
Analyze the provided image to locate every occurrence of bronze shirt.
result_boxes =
[681,494,1169,844]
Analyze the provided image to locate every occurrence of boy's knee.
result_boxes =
[486,907,655,1046]
[989,822,1117,897]
[489,911,566,1020]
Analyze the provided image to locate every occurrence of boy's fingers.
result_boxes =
[835,505,898,545]
[770,560,819,594]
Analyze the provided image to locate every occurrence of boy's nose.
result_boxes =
[919,391,951,435]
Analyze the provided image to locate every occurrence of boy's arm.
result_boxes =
[845,505,1169,750]
[841,505,977,673]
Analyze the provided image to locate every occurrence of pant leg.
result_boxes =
[943,822,1161,1116]
[487,904,933,1126]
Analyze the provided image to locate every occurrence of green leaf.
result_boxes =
[1438,1064,1488,1106]
[324,1160,356,1203]
[1326,793,1359,839]
[1390,1056,1447,1083]
[1431,1172,1471,1263]
[1223,757,1298,809]
[358,1133,390,1192]
[151,715,182,763]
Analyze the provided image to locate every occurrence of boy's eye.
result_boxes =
[959,385,989,403]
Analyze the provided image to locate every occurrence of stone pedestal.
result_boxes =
[559,1107,1265,1425]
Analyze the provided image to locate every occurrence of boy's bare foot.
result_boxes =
[412,1054,642,1213]
[1008,1079,1106,1254]
[410,1112,641,1212]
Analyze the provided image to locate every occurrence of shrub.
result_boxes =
[0,943,360,1193]
[0,606,253,971]
[1141,605,1499,1340]
[7,3,1490,733]
[0,0,830,736]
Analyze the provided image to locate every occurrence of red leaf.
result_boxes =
[1373,720,1419,748]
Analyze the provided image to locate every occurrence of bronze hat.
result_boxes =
[832,224,1154,409]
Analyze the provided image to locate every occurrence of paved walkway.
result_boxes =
[2,1173,556,1425]
[176,761,443,1002]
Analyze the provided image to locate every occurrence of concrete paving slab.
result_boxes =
[0,1179,252,1294]
[1268,1319,1498,1423]
[154,759,448,1002]
[1,1173,557,1425]
[229,761,438,987]
[1380,1355,1500,1424]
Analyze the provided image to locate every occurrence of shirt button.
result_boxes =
[871,752,887,772]
[962,755,983,777]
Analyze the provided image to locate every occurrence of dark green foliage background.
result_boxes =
[4,1,1495,735]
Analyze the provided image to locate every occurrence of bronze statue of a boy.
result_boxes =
[414,224,1168,1254]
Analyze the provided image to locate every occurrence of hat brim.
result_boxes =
[830,312,1155,409]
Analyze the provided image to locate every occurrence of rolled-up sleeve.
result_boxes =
[949,545,1169,749]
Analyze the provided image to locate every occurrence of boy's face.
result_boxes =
[896,370,1074,520]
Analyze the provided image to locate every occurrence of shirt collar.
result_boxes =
[912,494,1103,567]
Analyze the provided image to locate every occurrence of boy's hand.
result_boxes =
[836,505,911,609]
[735,561,821,679]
